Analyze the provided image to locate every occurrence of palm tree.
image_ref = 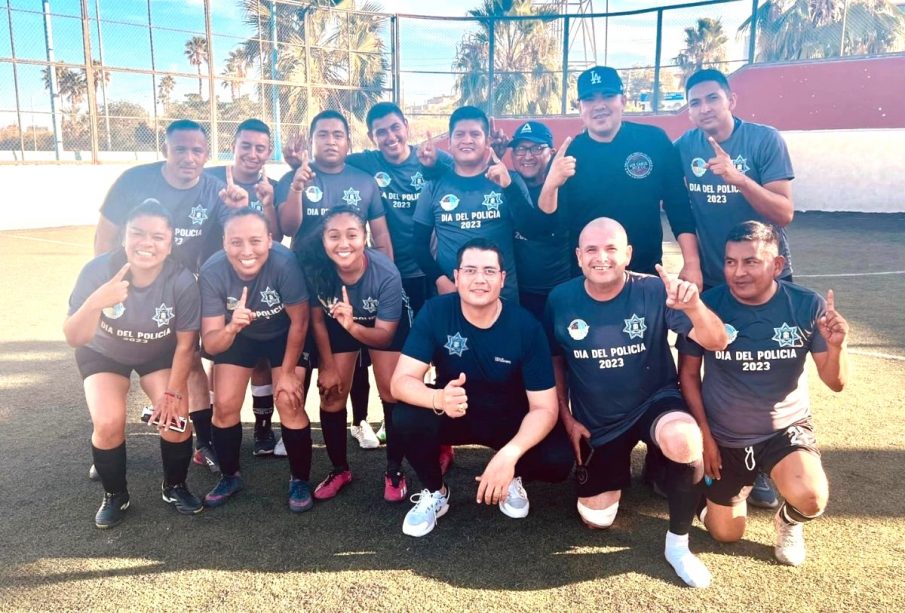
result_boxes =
[740,0,905,62]
[453,0,561,115]
[157,75,176,115]
[675,18,728,86]
[184,36,209,97]
[222,48,252,99]
[42,65,87,123]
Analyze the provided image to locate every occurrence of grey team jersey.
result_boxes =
[347,147,453,278]
[204,165,277,213]
[100,162,230,274]
[313,248,407,325]
[545,274,693,446]
[677,281,827,448]
[274,162,386,254]
[199,243,309,342]
[68,251,200,365]
[675,119,794,287]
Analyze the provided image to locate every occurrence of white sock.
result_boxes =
[665,531,712,589]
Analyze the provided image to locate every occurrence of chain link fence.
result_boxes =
[1,0,903,163]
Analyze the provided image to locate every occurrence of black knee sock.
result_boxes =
[160,437,193,486]
[350,361,370,425]
[211,423,242,476]
[92,442,127,494]
[190,407,214,449]
[779,501,823,525]
[382,400,402,473]
[281,425,313,481]
[320,408,348,472]
[665,457,705,535]
[252,386,274,430]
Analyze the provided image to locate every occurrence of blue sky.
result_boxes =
[1,0,752,124]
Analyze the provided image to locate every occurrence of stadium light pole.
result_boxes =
[42,0,65,159]
[270,0,282,161]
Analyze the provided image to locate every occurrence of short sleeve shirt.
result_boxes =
[675,119,795,287]
[202,165,279,262]
[312,248,407,326]
[402,294,554,416]
[100,162,230,273]
[68,251,200,365]
[676,281,827,447]
[513,181,572,293]
[413,171,533,302]
[545,274,693,446]
[347,147,453,278]
[199,243,308,342]
[275,162,386,254]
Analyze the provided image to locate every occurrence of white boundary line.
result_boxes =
[849,349,905,362]
[1,234,87,248]
[796,270,905,278]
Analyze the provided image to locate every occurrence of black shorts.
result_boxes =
[75,346,172,380]
[324,313,410,355]
[212,333,310,369]
[706,418,820,506]
[402,276,433,316]
[576,393,690,498]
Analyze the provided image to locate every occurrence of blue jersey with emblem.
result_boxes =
[675,118,795,287]
[402,293,555,415]
[513,180,572,293]
[347,147,453,279]
[545,274,693,446]
[100,162,231,273]
[275,162,385,254]
[199,243,308,342]
[676,281,827,447]
[68,251,200,365]
[312,248,408,326]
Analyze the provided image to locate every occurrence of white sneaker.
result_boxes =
[274,437,287,457]
[351,420,380,449]
[402,487,450,537]
[498,476,530,519]
[774,511,806,566]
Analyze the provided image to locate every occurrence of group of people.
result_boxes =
[64,65,849,588]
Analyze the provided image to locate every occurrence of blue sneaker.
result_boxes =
[204,474,243,508]
[749,473,780,509]
[288,478,314,513]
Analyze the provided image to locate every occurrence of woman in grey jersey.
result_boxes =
[299,206,411,503]
[64,201,203,529]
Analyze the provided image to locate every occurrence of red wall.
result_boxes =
[488,54,905,144]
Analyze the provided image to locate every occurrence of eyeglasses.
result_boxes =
[512,144,548,157]
[457,266,501,278]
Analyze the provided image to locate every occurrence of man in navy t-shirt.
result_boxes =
[390,238,572,538]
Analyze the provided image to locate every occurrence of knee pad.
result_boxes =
[577,499,619,528]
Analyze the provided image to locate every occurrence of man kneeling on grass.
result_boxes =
[390,238,573,537]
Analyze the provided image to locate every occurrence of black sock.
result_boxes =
[382,400,402,473]
[281,425,313,481]
[211,423,242,476]
[252,388,274,431]
[190,407,214,449]
[350,361,371,424]
[665,457,705,535]
[320,408,348,472]
[92,442,127,494]
[160,437,193,486]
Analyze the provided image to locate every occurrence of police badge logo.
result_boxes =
[623,314,647,339]
[103,303,125,320]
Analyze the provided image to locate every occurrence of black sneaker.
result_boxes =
[253,427,277,456]
[162,482,203,515]
[95,491,130,529]
[193,446,220,473]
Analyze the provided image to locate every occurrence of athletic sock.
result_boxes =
[280,425,313,481]
[92,442,127,494]
[350,360,370,425]
[382,400,402,473]
[252,385,274,431]
[320,408,349,472]
[190,406,214,449]
[665,456,705,535]
[664,531,712,589]
[160,437,193,486]
[210,423,242,476]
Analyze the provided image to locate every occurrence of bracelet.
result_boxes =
[164,391,183,401]
[290,183,303,192]
[431,390,444,416]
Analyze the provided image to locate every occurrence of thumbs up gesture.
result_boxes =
[227,287,254,334]
[656,264,700,311]
[417,132,438,168]
[485,150,511,188]
[91,263,131,310]
[818,289,849,347]
[546,136,575,188]
[330,285,355,331]
[706,136,745,187]
[436,372,468,419]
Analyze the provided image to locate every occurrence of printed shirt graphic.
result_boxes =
[314,249,405,326]
[544,273,693,446]
[100,162,231,274]
[675,119,795,287]
[68,251,200,365]
[274,162,385,254]
[200,243,309,342]
[402,294,554,415]
[347,147,453,279]
[676,281,827,448]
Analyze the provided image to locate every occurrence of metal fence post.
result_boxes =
[270,0,282,160]
[487,16,495,116]
[6,0,26,159]
[392,15,400,105]
[203,0,218,158]
[560,15,570,115]
[147,0,160,157]
[748,0,759,63]
[41,0,64,160]
[80,0,99,163]
[652,9,662,113]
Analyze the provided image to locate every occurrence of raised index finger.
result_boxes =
[707,136,728,158]
[237,286,248,309]
[654,263,672,288]
[826,288,835,313]
[226,165,235,188]
[113,262,131,281]
[554,136,572,160]
[341,285,350,304]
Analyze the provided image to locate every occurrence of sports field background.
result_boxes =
[1,212,904,611]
